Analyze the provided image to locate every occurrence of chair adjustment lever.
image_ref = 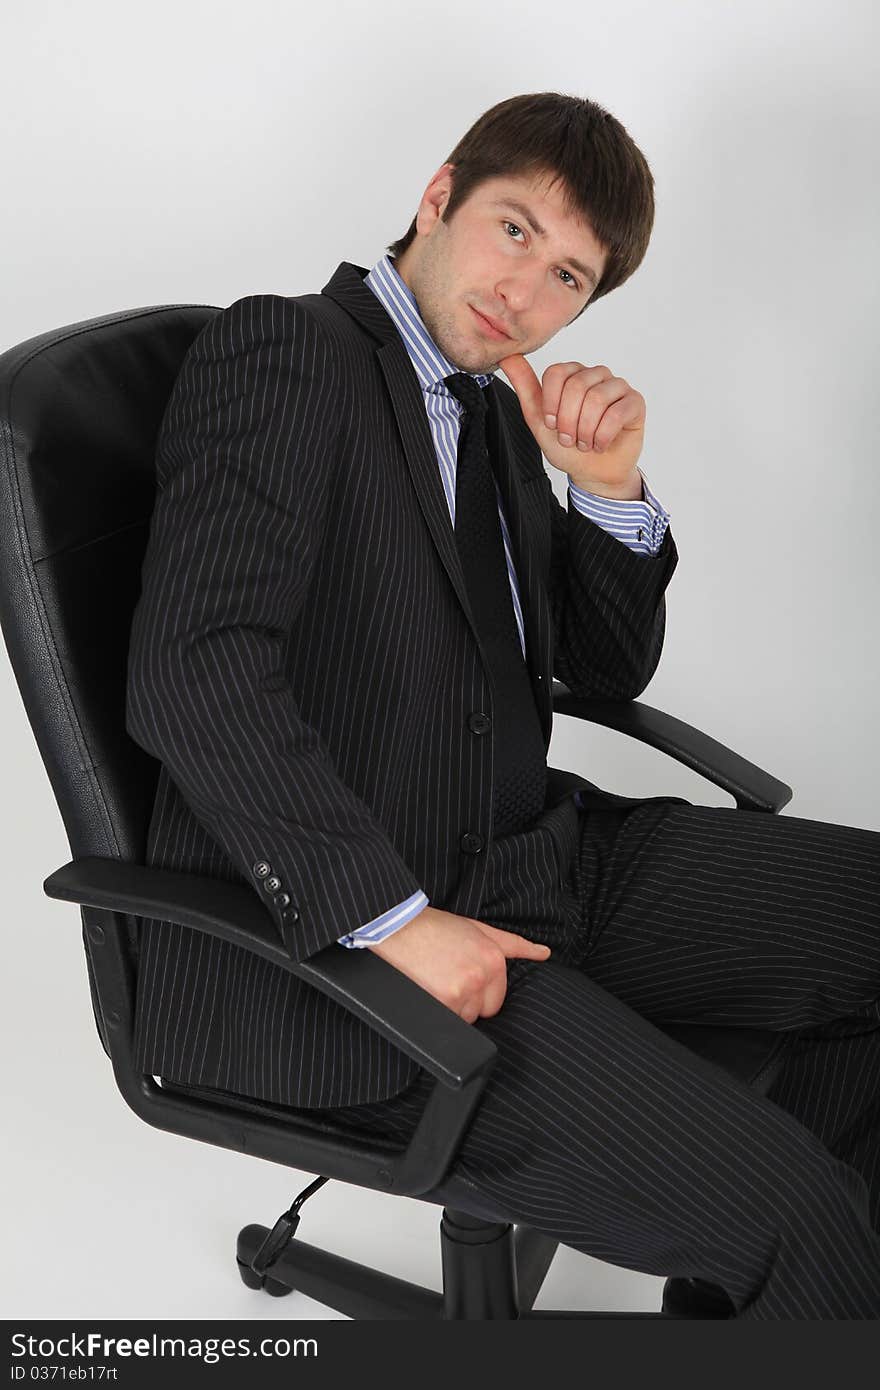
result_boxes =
[249,1174,329,1278]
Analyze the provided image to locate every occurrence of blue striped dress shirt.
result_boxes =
[337,253,671,947]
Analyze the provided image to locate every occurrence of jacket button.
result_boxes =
[253,861,272,878]
[264,875,282,893]
[282,906,299,922]
[460,832,484,853]
[467,712,491,734]
[274,892,291,908]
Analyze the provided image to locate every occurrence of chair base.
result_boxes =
[236,1209,716,1319]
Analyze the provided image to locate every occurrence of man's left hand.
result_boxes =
[499,354,645,498]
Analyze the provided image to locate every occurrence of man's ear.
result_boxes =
[421,162,456,225]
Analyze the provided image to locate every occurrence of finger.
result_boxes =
[592,392,644,452]
[476,922,549,956]
[550,365,613,440]
[506,937,551,957]
[586,391,642,450]
[566,376,628,450]
[538,362,592,429]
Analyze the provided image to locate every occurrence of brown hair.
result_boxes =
[386,91,655,319]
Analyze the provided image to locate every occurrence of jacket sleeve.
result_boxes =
[544,461,680,699]
[125,293,425,962]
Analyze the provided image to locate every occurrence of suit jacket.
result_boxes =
[125,261,680,1109]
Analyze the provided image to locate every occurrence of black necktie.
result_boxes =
[443,372,547,838]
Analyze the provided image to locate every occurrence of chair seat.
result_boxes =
[158,1074,410,1151]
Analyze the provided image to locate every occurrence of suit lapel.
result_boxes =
[319,260,553,743]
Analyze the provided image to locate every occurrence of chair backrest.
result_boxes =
[0,304,219,1047]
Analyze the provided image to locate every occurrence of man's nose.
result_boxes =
[495,271,543,317]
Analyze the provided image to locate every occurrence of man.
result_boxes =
[126,92,880,1318]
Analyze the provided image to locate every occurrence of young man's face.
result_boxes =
[393,164,609,374]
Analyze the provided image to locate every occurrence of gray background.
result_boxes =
[2,0,877,1321]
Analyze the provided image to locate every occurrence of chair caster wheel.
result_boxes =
[236,1256,295,1296]
[263,1275,295,1297]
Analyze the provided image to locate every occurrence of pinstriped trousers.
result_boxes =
[307,793,880,1318]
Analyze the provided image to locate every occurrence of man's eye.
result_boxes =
[503,222,580,290]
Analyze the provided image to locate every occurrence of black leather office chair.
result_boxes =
[0,304,796,1320]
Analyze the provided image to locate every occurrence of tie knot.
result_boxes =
[444,372,488,420]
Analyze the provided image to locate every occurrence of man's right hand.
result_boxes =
[365,905,551,1024]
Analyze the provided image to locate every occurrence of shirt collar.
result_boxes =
[364,252,496,394]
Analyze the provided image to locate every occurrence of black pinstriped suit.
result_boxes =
[127,262,880,1313]
[126,262,678,1109]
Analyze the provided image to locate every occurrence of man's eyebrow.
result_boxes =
[490,198,599,289]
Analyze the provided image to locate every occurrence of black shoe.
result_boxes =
[661,1275,736,1318]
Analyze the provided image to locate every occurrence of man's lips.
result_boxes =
[471,305,512,339]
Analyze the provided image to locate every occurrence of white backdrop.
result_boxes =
[2,0,877,1324]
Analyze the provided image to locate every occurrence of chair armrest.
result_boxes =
[551,683,793,813]
[43,856,496,1092]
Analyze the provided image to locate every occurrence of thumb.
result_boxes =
[497,352,543,433]
[480,923,551,958]
[517,938,552,958]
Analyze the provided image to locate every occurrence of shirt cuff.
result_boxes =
[337,889,430,947]
[567,467,670,555]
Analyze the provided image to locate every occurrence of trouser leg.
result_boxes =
[763,1012,880,1231]
[310,797,880,1318]
[568,800,880,1029]
[321,955,880,1318]
[568,799,880,1231]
